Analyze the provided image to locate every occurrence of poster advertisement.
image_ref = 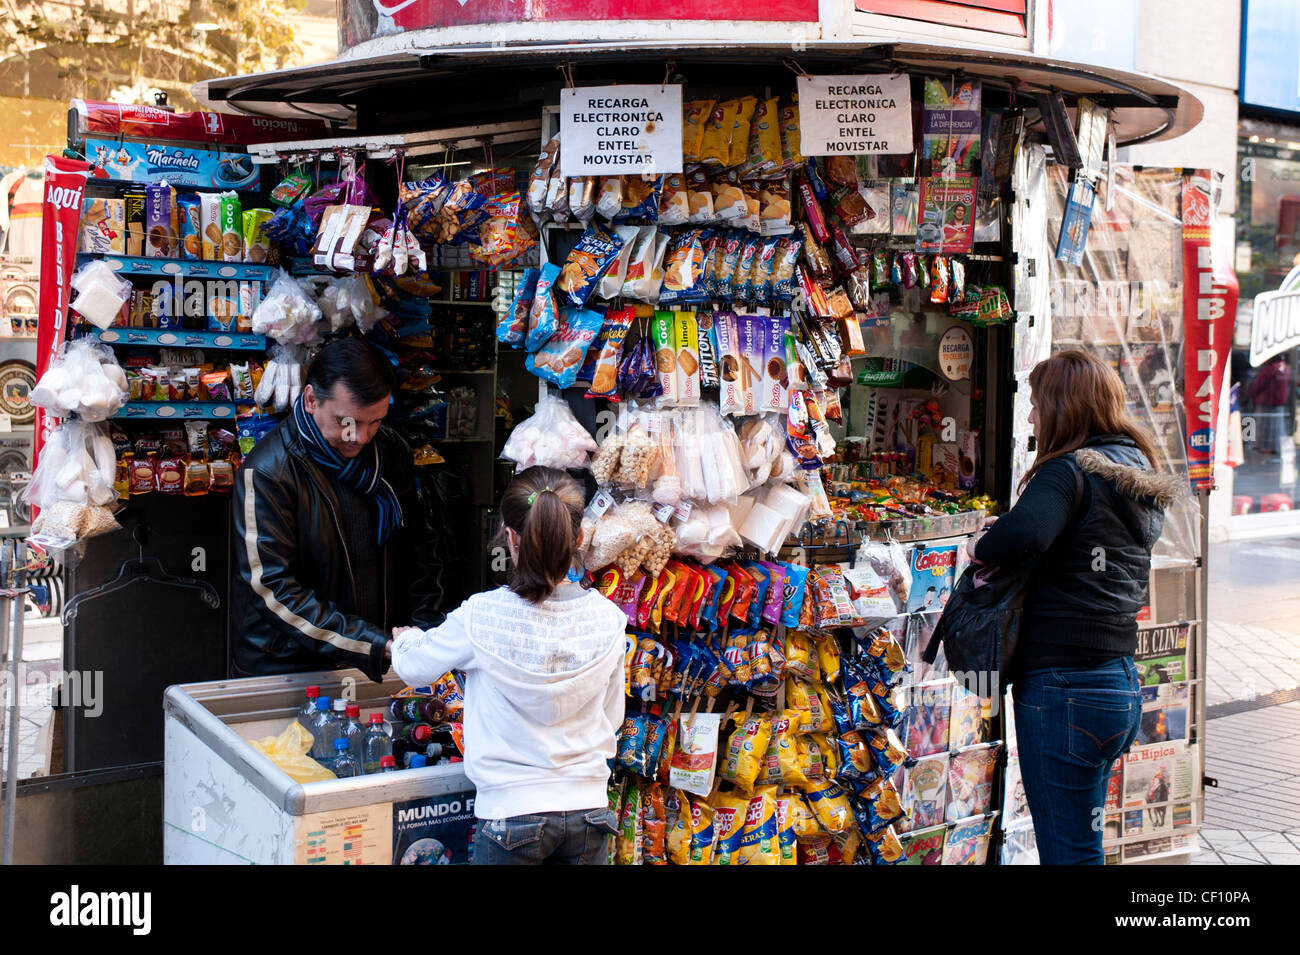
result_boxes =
[899,824,947,865]
[906,539,959,613]
[917,176,975,253]
[84,139,259,190]
[1137,682,1190,745]
[294,804,393,865]
[1135,624,1190,685]
[921,77,982,173]
[392,789,478,865]
[946,743,1001,821]
[893,753,949,832]
[1054,178,1096,267]
[941,813,996,865]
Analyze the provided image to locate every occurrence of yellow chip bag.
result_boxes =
[802,779,852,834]
[667,793,693,865]
[774,795,799,864]
[710,792,749,865]
[786,792,824,840]
[785,630,819,682]
[785,676,814,733]
[814,632,841,683]
[721,713,772,793]
[684,796,717,865]
[755,718,783,788]
[812,683,836,734]
[775,709,810,787]
[814,732,840,778]
[798,732,828,780]
[739,786,780,865]
[837,827,863,865]
[682,99,715,163]
[701,100,739,166]
[729,96,759,167]
[756,96,783,170]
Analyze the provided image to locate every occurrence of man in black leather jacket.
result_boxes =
[230,338,443,682]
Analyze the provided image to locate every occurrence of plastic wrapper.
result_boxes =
[317,274,387,335]
[526,263,562,352]
[26,418,120,542]
[250,721,336,783]
[528,135,561,216]
[250,269,323,346]
[29,338,128,422]
[69,260,133,330]
[499,394,598,471]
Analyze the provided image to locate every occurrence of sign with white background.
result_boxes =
[560,85,683,177]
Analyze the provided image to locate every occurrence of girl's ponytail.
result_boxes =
[500,465,584,603]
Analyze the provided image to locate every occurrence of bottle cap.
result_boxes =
[315,697,332,711]
[346,704,361,717]
[333,698,347,712]
[306,685,320,698]
[333,738,349,751]
[409,754,427,768]
[380,755,396,767]
[369,713,385,723]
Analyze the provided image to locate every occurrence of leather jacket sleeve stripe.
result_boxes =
[242,468,374,658]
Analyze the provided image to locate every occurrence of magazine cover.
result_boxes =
[1137,682,1190,745]
[1122,740,1192,836]
[902,680,953,758]
[1104,812,1124,844]
[1105,758,1124,811]
[941,813,997,865]
[899,824,947,865]
[922,77,982,173]
[904,612,947,683]
[893,753,950,832]
[1000,822,1039,865]
[1122,832,1195,863]
[906,540,960,613]
[1134,624,1190,685]
[948,684,988,749]
[946,743,1002,821]
[891,181,919,235]
[918,175,976,253]
[1002,753,1031,828]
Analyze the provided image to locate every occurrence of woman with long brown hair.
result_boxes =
[968,350,1183,864]
[388,465,626,865]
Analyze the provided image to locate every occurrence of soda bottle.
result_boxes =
[362,713,393,775]
[331,738,362,778]
[378,755,397,773]
[393,722,434,744]
[298,685,321,728]
[309,697,341,761]
[389,697,446,724]
[342,704,366,763]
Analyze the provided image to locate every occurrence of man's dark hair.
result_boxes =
[306,337,396,406]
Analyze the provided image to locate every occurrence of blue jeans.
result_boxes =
[471,808,618,865]
[1013,658,1143,865]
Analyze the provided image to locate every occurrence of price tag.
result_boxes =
[654,503,674,523]
[589,489,615,518]
[674,501,693,522]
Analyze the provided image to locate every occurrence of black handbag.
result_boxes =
[922,457,1085,682]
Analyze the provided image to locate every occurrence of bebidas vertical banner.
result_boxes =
[33,155,91,478]
[1181,170,1237,490]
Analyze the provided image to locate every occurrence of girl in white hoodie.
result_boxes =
[388,466,626,865]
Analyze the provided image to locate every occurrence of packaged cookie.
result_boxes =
[674,311,701,407]
[526,262,562,351]
[697,311,720,389]
[242,209,273,264]
[556,223,624,308]
[715,311,743,416]
[219,191,243,262]
[124,189,146,256]
[525,306,606,390]
[199,193,222,260]
[583,307,634,399]
[758,178,793,236]
[658,228,711,305]
[772,232,804,304]
[760,314,790,412]
[145,183,173,258]
[174,194,201,259]
[650,311,679,405]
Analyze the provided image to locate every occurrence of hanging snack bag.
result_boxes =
[497,267,539,347]
[650,312,679,405]
[669,711,724,797]
[568,176,598,223]
[526,262,561,352]
[739,786,780,865]
[674,311,701,406]
[526,306,606,389]
[711,169,747,223]
[774,796,799,865]
[659,172,691,226]
[710,792,750,865]
[865,626,910,684]
[759,179,793,236]
[582,307,634,398]
[527,135,560,215]
[682,100,715,163]
[686,166,715,224]
[857,775,905,831]
[696,311,721,389]
[556,224,624,308]
[864,824,906,865]
[659,228,711,304]
[779,101,804,170]
[720,712,772,794]
[868,727,908,776]
[801,779,852,834]
[594,176,624,222]
[614,175,661,223]
[701,100,739,166]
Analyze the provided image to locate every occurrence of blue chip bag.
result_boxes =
[525,263,561,352]
[869,675,907,729]
[616,714,648,773]
[805,158,831,203]
[835,729,878,785]
[525,305,606,389]
[842,658,884,729]
[867,728,908,776]
[780,562,810,627]
[854,776,905,832]
[741,560,770,629]
[864,824,906,864]
[702,566,728,632]
[497,267,539,348]
[864,626,911,685]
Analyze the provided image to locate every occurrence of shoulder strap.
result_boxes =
[1068,452,1087,523]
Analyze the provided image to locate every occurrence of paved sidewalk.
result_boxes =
[1196,536,1300,865]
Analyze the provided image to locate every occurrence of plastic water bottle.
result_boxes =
[362,713,393,775]
[378,755,397,773]
[342,704,366,763]
[309,697,341,761]
[297,685,321,728]
[331,738,362,778]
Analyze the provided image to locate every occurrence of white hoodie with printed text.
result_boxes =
[391,581,626,821]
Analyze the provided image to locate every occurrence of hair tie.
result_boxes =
[526,486,554,507]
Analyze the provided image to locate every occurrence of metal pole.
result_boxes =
[1,540,18,865]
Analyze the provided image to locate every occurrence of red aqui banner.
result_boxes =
[1181,170,1237,491]
[33,155,91,480]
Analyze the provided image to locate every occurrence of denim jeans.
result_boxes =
[471,808,618,865]
[1013,657,1143,865]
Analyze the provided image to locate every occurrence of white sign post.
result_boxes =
[560,84,683,178]
[796,75,913,155]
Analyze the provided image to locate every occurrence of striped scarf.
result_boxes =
[293,393,402,546]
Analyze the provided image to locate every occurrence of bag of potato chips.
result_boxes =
[738,786,780,865]
[710,792,750,865]
[720,712,772,793]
